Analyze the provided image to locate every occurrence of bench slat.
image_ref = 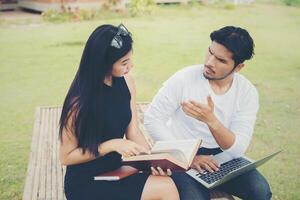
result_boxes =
[22,107,41,200]
[39,108,49,199]
[51,107,58,200]
[31,107,47,200]
[56,108,64,200]
[46,108,53,199]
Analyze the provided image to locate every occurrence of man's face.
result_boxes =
[203,41,239,80]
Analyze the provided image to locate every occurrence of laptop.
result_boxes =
[186,150,281,189]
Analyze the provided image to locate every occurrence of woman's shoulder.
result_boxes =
[123,74,136,95]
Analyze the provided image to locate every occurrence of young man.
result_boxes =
[144,26,272,200]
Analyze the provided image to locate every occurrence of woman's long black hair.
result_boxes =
[59,24,133,157]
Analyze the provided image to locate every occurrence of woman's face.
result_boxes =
[111,50,134,77]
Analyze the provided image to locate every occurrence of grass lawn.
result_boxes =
[0,2,300,199]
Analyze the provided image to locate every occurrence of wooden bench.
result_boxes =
[23,104,234,200]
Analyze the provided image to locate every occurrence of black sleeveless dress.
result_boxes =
[64,77,150,200]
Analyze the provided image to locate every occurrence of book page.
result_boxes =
[149,149,187,163]
[151,139,199,163]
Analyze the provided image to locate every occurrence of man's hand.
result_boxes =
[191,155,220,173]
[181,95,220,129]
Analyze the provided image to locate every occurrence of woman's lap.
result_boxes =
[79,173,150,200]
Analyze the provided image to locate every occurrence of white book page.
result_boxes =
[151,139,199,161]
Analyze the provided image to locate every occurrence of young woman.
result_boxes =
[59,24,179,200]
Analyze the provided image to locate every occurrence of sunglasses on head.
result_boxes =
[110,24,131,49]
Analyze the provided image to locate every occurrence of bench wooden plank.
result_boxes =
[22,107,41,200]
[23,105,234,200]
[32,107,46,200]
[51,107,58,200]
[56,108,64,200]
[46,108,53,199]
[40,107,49,199]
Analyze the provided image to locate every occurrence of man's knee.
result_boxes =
[247,180,272,200]
[243,170,272,200]
[218,170,272,200]
[171,172,210,200]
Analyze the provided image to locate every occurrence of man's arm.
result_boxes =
[182,88,259,157]
[223,87,259,156]
[181,96,235,150]
[144,72,184,141]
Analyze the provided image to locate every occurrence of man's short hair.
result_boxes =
[210,26,255,65]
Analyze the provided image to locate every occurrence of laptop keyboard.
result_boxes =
[195,157,251,184]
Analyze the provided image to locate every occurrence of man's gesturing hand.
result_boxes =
[181,96,216,124]
[181,95,222,130]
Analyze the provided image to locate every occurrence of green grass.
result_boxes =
[1,2,300,200]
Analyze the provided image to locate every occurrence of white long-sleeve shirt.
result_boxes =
[144,65,259,157]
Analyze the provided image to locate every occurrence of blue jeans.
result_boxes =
[171,148,272,200]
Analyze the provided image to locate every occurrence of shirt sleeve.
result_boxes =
[144,71,184,141]
[223,86,259,157]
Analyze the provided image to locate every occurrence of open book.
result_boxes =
[122,139,201,171]
[94,166,139,181]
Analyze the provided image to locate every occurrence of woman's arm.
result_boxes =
[59,133,119,166]
[59,109,149,165]
[124,74,151,150]
[59,111,116,166]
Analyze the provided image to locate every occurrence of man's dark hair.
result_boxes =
[210,26,255,65]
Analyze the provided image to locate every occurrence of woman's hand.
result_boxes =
[110,138,150,157]
[151,167,172,176]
